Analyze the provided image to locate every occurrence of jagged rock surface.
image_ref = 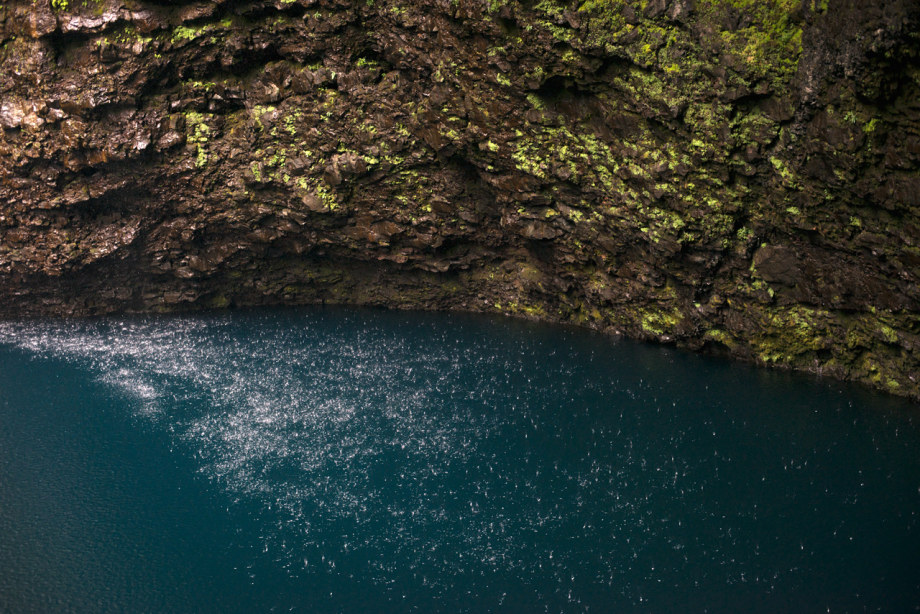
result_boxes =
[1,0,919,398]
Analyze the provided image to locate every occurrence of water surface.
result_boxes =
[0,307,918,612]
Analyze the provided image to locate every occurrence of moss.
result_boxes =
[283,113,300,136]
[209,294,231,309]
[696,0,803,88]
[267,150,286,169]
[512,140,549,180]
[639,307,682,336]
[704,328,738,349]
[48,0,105,12]
[185,112,213,169]
[252,105,277,131]
[295,176,339,211]
[879,325,899,344]
[745,305,836,365]
[770,156,797,186]
[172,25,206,43]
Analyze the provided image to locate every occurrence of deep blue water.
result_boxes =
[0,307,918,613]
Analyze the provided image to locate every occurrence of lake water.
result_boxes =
[0,307,918,612]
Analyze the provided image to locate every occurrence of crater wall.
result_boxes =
[1,0,919,397]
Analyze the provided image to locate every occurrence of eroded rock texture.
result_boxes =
[1,0,919,397]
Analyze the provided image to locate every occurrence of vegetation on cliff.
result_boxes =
[0,0,918,398]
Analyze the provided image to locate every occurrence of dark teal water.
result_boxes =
[0,307,918,613]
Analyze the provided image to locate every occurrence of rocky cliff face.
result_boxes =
[1,0,919,398]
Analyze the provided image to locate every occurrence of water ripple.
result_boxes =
[1,308,919,611]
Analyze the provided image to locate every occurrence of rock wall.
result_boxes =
[1,0,919,398]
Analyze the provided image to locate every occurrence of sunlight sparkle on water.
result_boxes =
[1,308,918,612]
